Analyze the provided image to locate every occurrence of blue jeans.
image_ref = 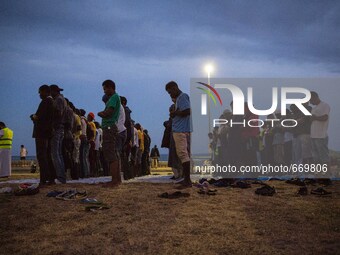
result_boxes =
[51,127,66,183]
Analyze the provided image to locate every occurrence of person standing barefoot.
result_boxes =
[98,80,121,187]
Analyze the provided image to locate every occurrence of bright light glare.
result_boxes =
[204,64,214,74]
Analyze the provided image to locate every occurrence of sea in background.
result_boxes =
[12,156,36,161]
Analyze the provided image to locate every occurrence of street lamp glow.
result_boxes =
[204,63,214,134]
[204,64,214,75]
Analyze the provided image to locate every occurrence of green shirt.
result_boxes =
[101,93,121,128]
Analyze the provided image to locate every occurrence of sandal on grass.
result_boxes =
[74,191,87,199]
[232,181,251,189]
[46,190,63,197]
[311,187,332,196]
[158,191,190,199]
[56,190,78,200]
[255,185,276,196]
[80,198,103,204]
[286,178,305,186]
[197,188,217,195]
[85,204,110,212]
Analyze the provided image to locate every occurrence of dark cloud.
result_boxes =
[1,0,339,68]
[1,0,340,155]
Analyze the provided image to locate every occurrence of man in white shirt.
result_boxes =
[20,145,28,160]
[310,91,330,165]
[116,104,127,180]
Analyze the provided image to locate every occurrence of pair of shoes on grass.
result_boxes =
[255,184,276,196]
[14,183,39,196]
[231,181,251,189]
[286,178,305,186]
[85,205,110,212]
[296,187,332,196]
[80,198,103,204]
[197,188,217,196]
[158,191,190,199]
[80,198,110,211]
[55,189,87,200]
[311,187,332,196]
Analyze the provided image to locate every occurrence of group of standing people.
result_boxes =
[209,91,331,175]
[1,83,331,184]
[28,81,151,186]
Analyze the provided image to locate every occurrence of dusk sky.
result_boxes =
[1,0,340,156]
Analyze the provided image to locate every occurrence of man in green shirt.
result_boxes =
[98,80,121,187]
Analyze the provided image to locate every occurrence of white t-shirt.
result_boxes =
[20,148,28,157]
[116,104,126,133]
[80,117,87,136]
[311,101,330,138]
[133,127,139,147]
[94,128,103,150]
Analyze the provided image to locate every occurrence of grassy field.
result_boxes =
[0,170,339,255]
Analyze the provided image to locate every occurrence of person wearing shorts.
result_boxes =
[98,80,121,187]
[165,81,192,188]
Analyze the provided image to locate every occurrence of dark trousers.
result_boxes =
[122,147,131,180]
[141,151,150,176]
[243,137,258,166]
[99,148,108,176]
[284,141,292,165]
[63,138,74,172]
[89,141,97,177]
[51,127,66,183]
[36,138,55,183]
[80,139,89,178]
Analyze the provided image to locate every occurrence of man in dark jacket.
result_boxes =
[150,145,160,169]
[30,85,55,185]
[142,129,151,175]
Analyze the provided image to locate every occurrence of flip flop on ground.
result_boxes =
[158,191,190,199]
